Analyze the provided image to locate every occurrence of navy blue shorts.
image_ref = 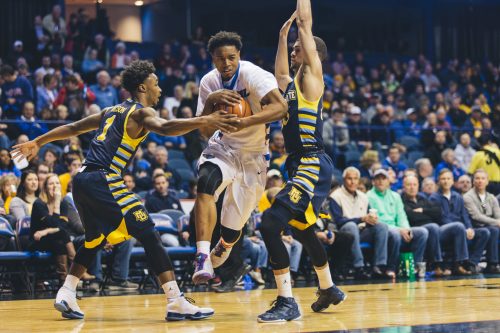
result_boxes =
[72,169,155,248]
[274,152,333,230]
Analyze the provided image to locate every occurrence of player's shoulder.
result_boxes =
[239,60,270,74]
[200,68,220,85]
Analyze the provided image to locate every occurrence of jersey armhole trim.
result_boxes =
[123,104,149,145]
[293,75,322,109]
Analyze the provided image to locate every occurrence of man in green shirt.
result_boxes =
[367,169,429,277]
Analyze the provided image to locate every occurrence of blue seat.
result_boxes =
[360,242,372,249]
[149,213,177,234]
[399,136,420,151]
[158,209,185,224]
[169,158,192,171]
[168,149,186,160]
[0,251,32,260]
[407,151,424,167]
[345,151,361,166]
[177,214,190,232]
[137,190,148,200]
[177,169,195,182]
[166,246,196,259]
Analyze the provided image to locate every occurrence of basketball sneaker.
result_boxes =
[166,294,214,321]
[54,286,84,319]
[311,285,347,312]
[257,296,301,323]
[192,253,214,285]
[210,240,232,268]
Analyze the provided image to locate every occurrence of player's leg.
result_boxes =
[54,172,104,319]
[193,161,231,284]
[258,202,301,322]
[293,227,347,312]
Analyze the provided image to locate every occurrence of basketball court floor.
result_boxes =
[2,277,500,332]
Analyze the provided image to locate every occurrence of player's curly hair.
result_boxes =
[207,31,243,54]
[121,60,156,95]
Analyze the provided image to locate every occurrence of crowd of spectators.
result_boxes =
[0,5,499,292]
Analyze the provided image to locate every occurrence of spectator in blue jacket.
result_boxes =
[434,148,465,181]
[89,70,118,109]
[0,65,34,119]
[430,168,489,273]
[382,145,408,191]
[16,101,48,140]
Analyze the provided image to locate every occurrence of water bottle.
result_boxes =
[11,152,29,170]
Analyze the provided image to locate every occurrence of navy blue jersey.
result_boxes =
[85,99,148,175]
[282,76,324,155]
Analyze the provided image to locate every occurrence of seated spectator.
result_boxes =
[151,146,182,190]
[42,4,66,52]
[454,133,476,172]
[456,174,472,195]
[0,174,18,227]
[468,134,500,195]
[463,170,500,273]
[402,175,452,276]
[425,130,448,167]
[162,84,184,119]
[145,174,183,213]
[463,106,484,139]
[0,64,34,118]
[430,169,489,273]
[382,145,408,191]
[111,42,129,70]
[30,174,76,285]
[36,162,51,189]
[54,74,96,120]
[329,167,389,279]
[89,70,119,109]
[241,226,268,285]
[37,73,58,113]
[148,132,187,150]
[282,227,303,284]
[81,49,104,75]
[367,169,429,278]
[0,149,21,177]
[123,173,137,193]
[265,169,284,190]
[16,101,48,140]
[421,177,437,197]
[370,110,394,146]
[359,150,380,178]
[323,109,349,157]
[269,131,287,168]
[435,148,465,181]
[415,158,434,185]
[59,157,82,197]
[10,171,39,222]
[346,106,372,150]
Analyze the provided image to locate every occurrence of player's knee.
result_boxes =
[260,209,283,237]
[197,163,222,195]
[221,225,241,244]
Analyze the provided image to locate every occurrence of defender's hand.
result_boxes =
[11,140,40,161]
[280,11,297,37]
[207,111,240,133]
[208,89,242,106]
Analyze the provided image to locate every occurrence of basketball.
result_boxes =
[214,98,252,118]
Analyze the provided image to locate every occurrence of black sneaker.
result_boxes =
[257,296,301,322]
[484,264,500,274]
[311,285,347,312]
[212,278,238,293]
[107,280,139,290]
[235,264,253,284]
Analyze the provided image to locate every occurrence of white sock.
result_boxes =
[275,272,293,298]
[196,241,211,255]
[315,264,334,290]
[162,280,181,300]
[63,274,80,291]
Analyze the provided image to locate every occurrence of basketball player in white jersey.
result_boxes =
[192,31,288,284]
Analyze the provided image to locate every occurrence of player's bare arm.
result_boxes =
[275,11,297,92]
[235,89,287,130]
[11,110,105,161]
[135,106,240,137]
[296,0,324,101]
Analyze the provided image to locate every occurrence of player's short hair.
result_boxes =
[207,31,243,54]
[121,60,156,95]
[313,36,328,62]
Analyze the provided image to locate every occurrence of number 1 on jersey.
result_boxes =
[97,115,116,141]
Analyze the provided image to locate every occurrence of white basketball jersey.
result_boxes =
[196,60,278,153]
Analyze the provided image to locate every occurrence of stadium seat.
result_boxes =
[399,136,421,151]
[168,149,186,160]
[177,214,190,232]
[149,213,177,234]
[345,151,362,166]
[177,169,195,182]
[169,158,192,171]
[159,209,185,224]
[407,151,425,167]
[137,190,148,200]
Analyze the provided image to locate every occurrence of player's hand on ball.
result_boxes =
[209,89,242,106]
[208,111,240,133]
